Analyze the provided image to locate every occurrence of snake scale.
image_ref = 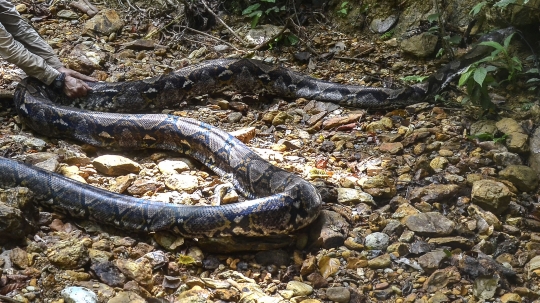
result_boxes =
[0,27,513,237]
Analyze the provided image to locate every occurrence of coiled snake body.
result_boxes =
[1,28,512,237]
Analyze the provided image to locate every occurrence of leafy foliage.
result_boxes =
[379,29,394,41]
[400,75,429,83]
[470,0,530,16]
[458,33,522,110]
[242,0,286,28]
[467,132,508,143]
[337,2,350,17]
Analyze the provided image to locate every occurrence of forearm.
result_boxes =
[0,0,61,83]
[0,24,60,84]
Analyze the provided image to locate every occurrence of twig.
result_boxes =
[287,18,319,55]
[199,0,249,47]
[334,56,379,66]
[145,13,185,39]
[122,0,140,12]
[176,25,241,51]
[252,19,292,51]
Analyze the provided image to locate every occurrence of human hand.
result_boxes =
[63,75,91,98]
[58,67,97,82]
[58,67,97,98]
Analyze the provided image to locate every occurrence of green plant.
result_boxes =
[426,13,461,59]
[242,0,286,28]
[337,1,350,17]
[458,32,521,110]
[467,132,508,143]
[268,32,299,49]
[470,0,530,16]
[380,29,394,41]
[400,75,429,83]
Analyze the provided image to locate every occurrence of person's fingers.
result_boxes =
[58,67,97,82]
[63,77,89,98]
[80,80,92,90]
[68,70,97,82]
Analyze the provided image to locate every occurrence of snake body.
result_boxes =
[1,27,513,237]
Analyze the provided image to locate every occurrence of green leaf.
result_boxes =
[469,133,495,141]
[503,33,515,49]
[427,13,439,23]
[473,67,487,86]
[247,10,262,17]
[526,68,539,74]
[286,33,299,46]
[459,68,474,86]
[261,0,276,2]
[265,6,279,14]
[436,48,444,58]
[341,1,349,7]
[479,41,505,53]
[448,35,462,45]
[242,3,260,15]
[470,1,487,15]
[250,12,262,28]
[493,0,517,9]
[527,78,540,83]
[484,65,498,72]
[493,134,508,143]
[400,75,429,83]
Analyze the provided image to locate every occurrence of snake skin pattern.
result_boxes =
[1,27,513,237]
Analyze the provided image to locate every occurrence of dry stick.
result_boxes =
[145,13,185,39]
[252,19,291,51]
[199,0,250,47]
[177,25,241,51]
[144,13,241,51]
[288,19,319,56]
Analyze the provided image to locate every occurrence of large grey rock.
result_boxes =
[400,33,438,57]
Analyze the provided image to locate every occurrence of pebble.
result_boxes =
[326,286,351,303]
[92,155,142,175]
[337,188,375,205]
[90,261,126,286]
[471,180,512,214]
[368,254,391,269]
[107,291,145,303]
[365,232,390,250]
[499,165,539,192]
[286,281,313,296]
[157,160,190,174]
[404,212,455,236]
[165,174,199,193]
[61,286,98,303]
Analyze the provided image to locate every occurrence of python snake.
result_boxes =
[0,27,512,237]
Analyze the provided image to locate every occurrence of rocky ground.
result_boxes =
[1,1,540,303]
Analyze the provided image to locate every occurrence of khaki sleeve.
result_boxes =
[0,0,61,84]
